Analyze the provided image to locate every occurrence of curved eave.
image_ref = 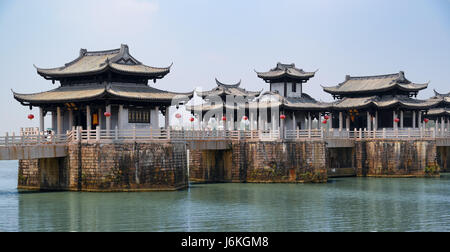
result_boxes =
[323,83,428,96]
[106,89,193,103]
[12,89,108,105]
[257,71,315,82]
[36,63,171,80]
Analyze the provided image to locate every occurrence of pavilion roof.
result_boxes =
[250,91,330,111]
[255,63,316,82]
[323,71,428,96]
[427,107,450,117]
[12,83,193,105]
[35,44,171,80]
[330,95,440,111]
[196,78,262,98]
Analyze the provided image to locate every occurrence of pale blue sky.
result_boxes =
[0,0,449,132]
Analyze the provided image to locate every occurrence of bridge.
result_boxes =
[1,126,449,160]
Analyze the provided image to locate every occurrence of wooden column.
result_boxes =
[418,111,422,129]
[374,111,378,131]
[86,105,92,130]
[393,111,397,130]
[367,111,371,131]
[165,106,170,129]
[118,105,124,130]
[57,106,62,135]
[317,114,321,130]
[339,112,343,131]
[346,115,350,130]
[412,111,416,129]
[98,107,102,129]
[155,106,160,130]
[292,111,296,131]
[329,113,333,129]
[308,112,312,131]
[106,104,111,134]
[68,110,73,130]
[39,107,45,132]
[400,110,404,129]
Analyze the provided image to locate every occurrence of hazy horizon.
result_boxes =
[0,0,449,133]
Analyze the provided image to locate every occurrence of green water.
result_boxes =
[0,160,449,232]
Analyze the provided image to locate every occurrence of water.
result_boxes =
[0,161,449,232]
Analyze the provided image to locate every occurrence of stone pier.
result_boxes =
[17,139,443,191]
[18,142,189,191]
[189,140,328,184]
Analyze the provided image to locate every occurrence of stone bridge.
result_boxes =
[0,127,449,192]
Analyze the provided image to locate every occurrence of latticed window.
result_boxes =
[128,109,150,123]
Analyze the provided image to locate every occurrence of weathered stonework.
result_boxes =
[19,142,189,192]
[437,146,450,172]
[355,140,439,177]
[327,147,356,177]
[19,139,443,191]
[189,140,328,183]
[18,157,67,190]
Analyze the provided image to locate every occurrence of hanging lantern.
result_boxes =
[243,116,248,121]
[394,118,400,123]
[322,120,328,124]
[175,113,182,119]
[324,115,330,120]
[280,115,286,120]
[104,112,111,117]
[424,118,429,123]
[189,117,195,122]
[222,116,227,121]
[28,114,34,120]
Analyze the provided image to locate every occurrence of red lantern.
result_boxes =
[28,114,34,120]
[189,117,195,122]
[424,118,429,123]
[324,115,330,120]
[222,116,227,121]
[394,118,400,123]
[243,116,248,121]
[104,112,111,117]
[175,113,182,119]
[322,120,328,124]
[280,115,286,120]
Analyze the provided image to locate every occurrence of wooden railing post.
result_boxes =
[133,125,136,141]
[76,126,81,142]
[87,127,91,141]
[96,126,100,142]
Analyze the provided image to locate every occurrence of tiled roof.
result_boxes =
[196,78,261,98]
[35,44,171,79]
[331,95,440,110]
[13,83,192,104]
[323,71,428,95]
[256,63,316,82]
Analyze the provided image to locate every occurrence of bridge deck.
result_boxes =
[0,127,448,160]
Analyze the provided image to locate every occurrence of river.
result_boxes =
[0,160,449,232]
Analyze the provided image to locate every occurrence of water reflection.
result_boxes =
[1,161,449,232]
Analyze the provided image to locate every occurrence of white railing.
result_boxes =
[0,131,69,146]
[1,126,449,146]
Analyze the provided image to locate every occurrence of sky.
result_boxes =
[0,0,449,133]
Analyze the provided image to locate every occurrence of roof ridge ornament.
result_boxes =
[398,71,406,82]
[80,48,87,57]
